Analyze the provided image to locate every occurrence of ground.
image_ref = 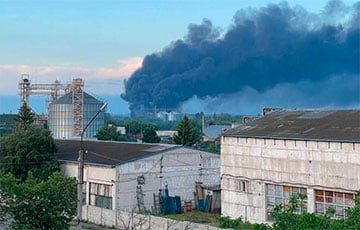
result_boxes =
[70,221,115,230]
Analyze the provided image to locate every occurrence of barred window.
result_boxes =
[235,180,249,193]
[89,182,112,209]
[266,184,307,220]
[315,190,355,218]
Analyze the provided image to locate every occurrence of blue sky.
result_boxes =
[0,0,358,114]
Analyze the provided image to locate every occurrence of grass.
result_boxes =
[70,221,115,230]
[165,211,259,229]
[165,210,220,226]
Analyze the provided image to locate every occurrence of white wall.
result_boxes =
[116,147,220,211]
[221,136,360,223]
[60,163,117,209]
[60,147,220,212]
[82,205,221,230]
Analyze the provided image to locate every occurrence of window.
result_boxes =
[235,179,249,193]
[266,184,307,220]
[315,190,355,218]
[89,182,112,209]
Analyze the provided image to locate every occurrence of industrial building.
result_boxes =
[18,75,106,139]
[221,109,360,223]
[56,140,220,211]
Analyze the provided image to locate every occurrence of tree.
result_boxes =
[142,126,161,143]
[341,191,360,229]
[206,143,220,153]
[95,125,126,141]
[0,171,76,229]
[0,103,59,182]
[124,120,147,135]
[272,192,360,230]
[14,103,35,129]
[173,115,197,146]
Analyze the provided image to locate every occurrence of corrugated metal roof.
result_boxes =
[56,139,179,166]
[51,91,103,105]
[223,110,360,143]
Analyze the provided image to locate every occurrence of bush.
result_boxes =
[218,216,242,228]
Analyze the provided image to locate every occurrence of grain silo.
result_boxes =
[48,78,106,139]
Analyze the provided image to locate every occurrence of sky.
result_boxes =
[0,0,358,115]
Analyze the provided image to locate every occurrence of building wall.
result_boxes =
[60,148,220,212]
[60,163,117,209]
[221,136,360,223]
[116,148,220,211]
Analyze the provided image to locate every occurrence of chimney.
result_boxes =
[262,107,282,116]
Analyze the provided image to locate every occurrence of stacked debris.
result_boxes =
[153,185,183,215]
[194,182,221,213]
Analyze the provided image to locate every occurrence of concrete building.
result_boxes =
[221,109,360,223]
[156,130,177,143]
[156,111,182,121]
[57,140,220,211]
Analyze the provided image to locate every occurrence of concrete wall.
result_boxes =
[221,136,360,223]
[60,163,116,183]
[60,147,220,212]
[60,163,117,209]
[116,147,220,211]
[82,205,221,230]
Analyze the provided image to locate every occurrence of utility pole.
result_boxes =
[76,149,84,230]
[76,102,107,230]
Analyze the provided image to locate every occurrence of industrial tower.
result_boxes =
[18,74,69,111]
[18,75,92,138]
[69,78,84,137]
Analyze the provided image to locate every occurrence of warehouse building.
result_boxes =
[221,109,360,223]
[57,140,220,211]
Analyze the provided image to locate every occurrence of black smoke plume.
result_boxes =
[122,0,360,116]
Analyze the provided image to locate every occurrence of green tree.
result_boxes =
[0,125,59,182]
[14,103,36,129]
[125,120,147,135]
[0,171,76,229]
[341,191,360,229]
[142,126,161,143]
[0,103,59,182]
[272,192,360,230]
[95,125,126,141]
[206,143,220,153]
[173,115,197,146]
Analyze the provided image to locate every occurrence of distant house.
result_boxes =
[221,109,360,223]
[57,140,220,212]
[203,125,231,141]
[156,111,182,121]
[116,126,126,135]
[156,130,177,143]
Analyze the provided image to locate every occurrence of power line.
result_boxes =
[0,153,59,159]
[0,160,57,165]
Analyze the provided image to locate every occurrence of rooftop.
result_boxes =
[204,125,231,139]
[51,91,103,105]
[223,109,360,143]
[56,139,178,167]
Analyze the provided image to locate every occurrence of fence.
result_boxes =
[82,205,221,230]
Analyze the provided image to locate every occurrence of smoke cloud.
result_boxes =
[122,1,360,115]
